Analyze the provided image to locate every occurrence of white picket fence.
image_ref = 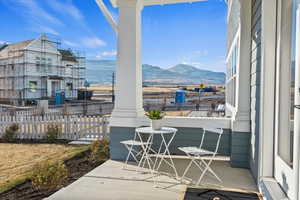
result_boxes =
[0,115,110,140]
[0,109,61,117]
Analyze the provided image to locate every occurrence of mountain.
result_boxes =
[168,64,200,74]
[85,60,225,84]
[86,60,116,83]
[169,64,226,83]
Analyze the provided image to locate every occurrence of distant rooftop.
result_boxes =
[58,49,78,63]
[0,40,33,53]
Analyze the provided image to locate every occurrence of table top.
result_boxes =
[136,127,177,134]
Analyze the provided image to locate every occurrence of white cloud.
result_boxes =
[63,40,79,47]
[81,37,106,48]
[0,41,5,44]
[181,62,205,68]
[45,0,96,36]
[96,50,117,59]
[178,50,226,72]
[46,0,84,21]
[194,50,209,56]
[13,0,64,26]
[3,0,64,36]
[181,50,209,62]
[34,26,59,35]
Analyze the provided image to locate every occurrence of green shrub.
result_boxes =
[90,138,110,163]
[31,160,68,191]
[145,110,164,120]
[45,124,61,143]
[2,123,19,141]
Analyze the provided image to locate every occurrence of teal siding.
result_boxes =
[250,0,262,180]
[231,132,251,168]
[110,126,251,169]
[110,127,136,161]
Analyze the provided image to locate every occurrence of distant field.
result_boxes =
[86,84,225,94]
[0,144,88,192]
[87,84,177,93]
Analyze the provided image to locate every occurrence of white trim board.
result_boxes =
[110,116,231,129]
[163,116,231,129]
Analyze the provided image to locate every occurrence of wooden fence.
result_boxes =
[0,115,110,140]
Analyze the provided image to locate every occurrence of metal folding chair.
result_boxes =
[178,128,223,186]
[120,131,151,170]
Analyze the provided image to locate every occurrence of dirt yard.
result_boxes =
[0,143,88,193]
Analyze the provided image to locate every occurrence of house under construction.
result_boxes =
[0,35,85,105]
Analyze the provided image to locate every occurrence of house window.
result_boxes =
[29,81,37,93]
[66,83,73,91]
[66,64,72,76]
[66,83,73,96]
[35,57,41,72]
[47,58,52,73]
[276,0,298,166]
[226,34,239,109]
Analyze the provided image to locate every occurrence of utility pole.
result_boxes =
[83,80,90,116]
[112,72,115,105]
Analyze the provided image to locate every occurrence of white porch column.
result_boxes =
[110,0,146,127]
[232,0,252,132]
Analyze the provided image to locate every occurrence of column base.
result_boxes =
[110,108,149,127]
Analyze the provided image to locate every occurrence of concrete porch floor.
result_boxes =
[47,158,258,200]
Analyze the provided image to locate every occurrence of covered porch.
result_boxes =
[96,0,252,165]
[50,0,260,198]
[94,0,255,197]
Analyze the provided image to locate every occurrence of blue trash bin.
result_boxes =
[175,90,186,104]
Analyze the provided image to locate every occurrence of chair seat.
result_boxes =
[120,140,149,146]
[178,146,214,156]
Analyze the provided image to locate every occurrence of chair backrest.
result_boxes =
[199,127,224,155]
[216,104,225,112]
[204,128,223,135]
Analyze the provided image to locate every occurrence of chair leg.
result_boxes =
[199,158,222,183]
[196,158,222,185]
[181,157,194,182]
[138,134,154,171]
[153,139,164,170]
[123,145,140,169]
[196,165,208,186]
[123,144,132,169]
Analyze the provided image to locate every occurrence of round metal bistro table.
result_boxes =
[135,127,178,184]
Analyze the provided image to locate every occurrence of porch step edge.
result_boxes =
[259,177,289,200]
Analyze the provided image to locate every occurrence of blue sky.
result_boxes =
[0,0,227,72]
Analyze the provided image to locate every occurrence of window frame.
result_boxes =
[226,28,240,114]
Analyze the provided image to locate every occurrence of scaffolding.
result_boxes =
[0,34,85,105]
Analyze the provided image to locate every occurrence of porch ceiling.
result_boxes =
[110,0,207,8]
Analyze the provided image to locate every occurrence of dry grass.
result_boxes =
[0,143,88,192]
[86,84,178,93]
[86,84,225,94]
[164,110,191,116]
[143,87,177,93]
